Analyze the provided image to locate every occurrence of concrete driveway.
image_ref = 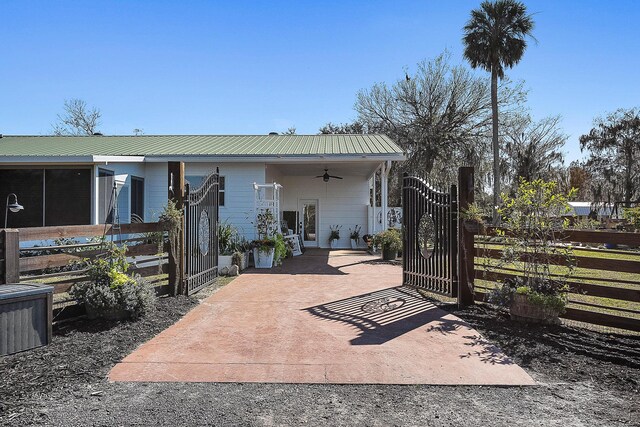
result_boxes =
[109,250,535,385]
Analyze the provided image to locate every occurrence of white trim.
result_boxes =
[144,154,405,163]
[92,155,146,163]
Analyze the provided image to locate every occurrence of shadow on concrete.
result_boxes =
[242,249,375,276]
[303,286,454,345]
[303,287,517,365]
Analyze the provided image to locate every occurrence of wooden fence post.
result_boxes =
[458,167,475,306]
[1,229,20,284]
[167,161,185,296]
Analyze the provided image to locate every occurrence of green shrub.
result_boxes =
[70,245,155,320]
[623,207,640,230]
[373,228,402,252]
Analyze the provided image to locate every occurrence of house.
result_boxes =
[0,134,405,248]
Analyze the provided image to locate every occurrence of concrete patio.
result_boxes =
[109,250,535,385]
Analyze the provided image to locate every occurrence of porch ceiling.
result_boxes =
[266,161,382,178]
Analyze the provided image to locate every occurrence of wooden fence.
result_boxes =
[473,227,640,332]
[1,222,173,320]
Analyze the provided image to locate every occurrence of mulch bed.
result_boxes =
[0,295,199,424]
[446,304,640,388]
[1,292,638,425]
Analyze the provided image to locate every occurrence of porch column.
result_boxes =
[371,173,377,234]
[381,161,390,231]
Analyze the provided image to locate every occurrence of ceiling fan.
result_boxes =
[315,169,343,182]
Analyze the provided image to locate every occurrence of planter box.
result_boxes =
[253,248,274,269]
[510,293,562,325]
[350,239,359,250]
[1,284,53,355]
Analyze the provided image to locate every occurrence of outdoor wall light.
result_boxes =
[4,193,24,228]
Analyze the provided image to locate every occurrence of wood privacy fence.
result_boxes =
[473,227,640,332]
[1,222,174,319]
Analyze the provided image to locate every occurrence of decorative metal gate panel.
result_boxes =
[184,170,219,295]
[402,174,458,297]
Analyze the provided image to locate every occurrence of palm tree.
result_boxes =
[463,0,534,223]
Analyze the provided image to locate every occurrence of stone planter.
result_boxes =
[218,254,233,270]
[329,240,337,249]
[253,247,274,269]
[510,293,562,325]
[382,246,397,261]
[350,239,358,250]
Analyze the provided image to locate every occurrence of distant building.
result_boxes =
[566,202,614,220]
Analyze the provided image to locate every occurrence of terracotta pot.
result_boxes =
[510,293,561,325]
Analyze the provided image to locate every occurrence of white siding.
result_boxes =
[279,175,369,248]
[145,162,266,241]
[186,163,265,241]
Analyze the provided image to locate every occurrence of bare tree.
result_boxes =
[580,108,640,206]
[52,99,102,136]
[502,114,567,192]
[319,121,367,134]
[354,52,526,187]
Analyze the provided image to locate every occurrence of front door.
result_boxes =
[299,199,318,247]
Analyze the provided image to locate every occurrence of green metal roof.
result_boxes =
[0,134,403,158]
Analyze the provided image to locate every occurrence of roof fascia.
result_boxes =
[144,154,405,163]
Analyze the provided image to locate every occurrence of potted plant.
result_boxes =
[328,225,341,249]
[487,179,576,324]
[252,238,276,268]
[460,202,487,234]
[69,244,155,320]
[218,221,239,270]
[373,228,402,261]
[349,225,362,249]
[252,210,278,268]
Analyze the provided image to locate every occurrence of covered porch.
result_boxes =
[264,160,394,249]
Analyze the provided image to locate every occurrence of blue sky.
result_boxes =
[1,0,639,161]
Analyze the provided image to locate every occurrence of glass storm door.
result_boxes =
[300,200,318,247]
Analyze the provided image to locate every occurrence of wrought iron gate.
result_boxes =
[402,174,458,297]
[184,170,220,295]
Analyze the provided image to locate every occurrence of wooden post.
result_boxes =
[1,229,20,284]
[458,167,475,306]
[167,162,185,296]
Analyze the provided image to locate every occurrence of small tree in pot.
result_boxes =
[487,179,576,324]
[252,210,278,268]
